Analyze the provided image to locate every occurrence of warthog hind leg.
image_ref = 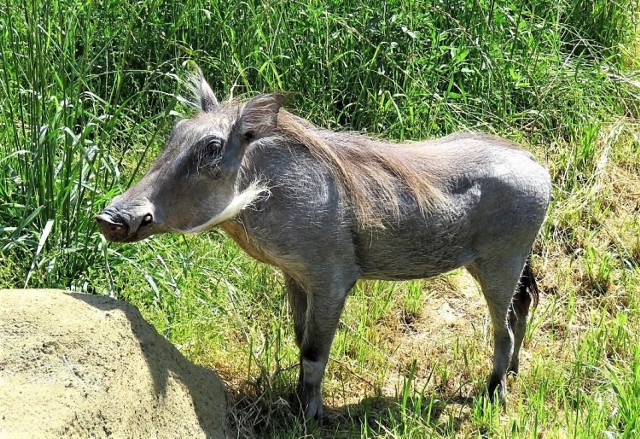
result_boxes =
[508,258,538,375]
[468,252,531,403]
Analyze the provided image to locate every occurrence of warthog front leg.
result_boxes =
[284,275,307,349]
[284,273,356,423]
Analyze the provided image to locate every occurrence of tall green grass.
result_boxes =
[1,0,639,437]
[0,0,178,287]
[2,0,638,288]
[0,0,638,285]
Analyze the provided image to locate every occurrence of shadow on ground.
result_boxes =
[228,383,479,438]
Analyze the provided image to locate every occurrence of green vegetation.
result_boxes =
[1,0,639,437]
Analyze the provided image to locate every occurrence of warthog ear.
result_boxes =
[197,73,219,112]
[237,93,285,141]
[221,94,284,170]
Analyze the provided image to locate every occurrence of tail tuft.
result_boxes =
[518,256,539,309]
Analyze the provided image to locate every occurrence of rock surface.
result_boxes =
[0,289,227,438]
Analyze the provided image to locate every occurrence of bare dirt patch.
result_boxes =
[382,273,490,396]
[0,289,228,438]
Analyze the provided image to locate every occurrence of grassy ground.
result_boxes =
[1,0,639,437]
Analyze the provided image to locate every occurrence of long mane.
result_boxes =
[274,111,446,228]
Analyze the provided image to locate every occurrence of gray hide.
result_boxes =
[97,75,551,423]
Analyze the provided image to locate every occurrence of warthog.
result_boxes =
[97,73,551,422]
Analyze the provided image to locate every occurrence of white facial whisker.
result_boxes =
[176,181,269,234]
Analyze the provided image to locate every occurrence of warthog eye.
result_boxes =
[194,135,225,171]
[206,137,224,151]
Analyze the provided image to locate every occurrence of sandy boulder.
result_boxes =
[0,289,227,438]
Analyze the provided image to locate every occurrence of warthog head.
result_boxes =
[97,76,284,242]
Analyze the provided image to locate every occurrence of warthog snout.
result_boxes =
[96,200,156,243]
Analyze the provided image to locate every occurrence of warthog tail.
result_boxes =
[517,256,540,309]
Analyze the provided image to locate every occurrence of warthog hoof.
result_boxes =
[488,374,507,405]
[303,396,324,424]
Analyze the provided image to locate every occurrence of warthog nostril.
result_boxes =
[109,224,127,235]
[96,213,129,241]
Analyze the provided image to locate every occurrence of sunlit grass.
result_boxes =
[1,0,640,437]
